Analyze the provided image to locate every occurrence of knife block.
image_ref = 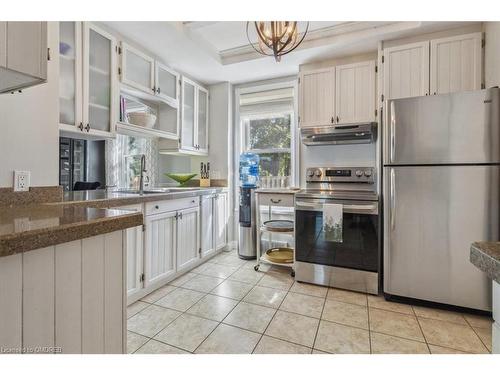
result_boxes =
[200,177,210,187]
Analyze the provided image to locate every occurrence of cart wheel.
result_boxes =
[254,265,260,271]
[291,270,295,277]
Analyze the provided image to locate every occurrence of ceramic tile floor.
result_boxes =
[126,250,493,354]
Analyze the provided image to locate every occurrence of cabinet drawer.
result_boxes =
[145,197,199,216]
[258,193,294,207]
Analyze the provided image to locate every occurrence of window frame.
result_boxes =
[240,111,293,178]
[234,80,299,188]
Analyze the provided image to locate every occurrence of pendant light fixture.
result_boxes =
[246,21,309,62]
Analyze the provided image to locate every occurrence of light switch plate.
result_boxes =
[13,170,30,192]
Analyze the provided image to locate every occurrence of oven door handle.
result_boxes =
[295,201,378,215]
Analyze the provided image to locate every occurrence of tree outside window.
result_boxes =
[243,112,292,177]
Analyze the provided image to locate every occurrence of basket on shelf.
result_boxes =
[264,247,294,264]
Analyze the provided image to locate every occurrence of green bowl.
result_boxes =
[165,173,197,186]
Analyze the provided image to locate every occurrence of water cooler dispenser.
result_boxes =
[238,153,259,260]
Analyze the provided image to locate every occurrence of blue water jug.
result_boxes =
[239,152,260,187]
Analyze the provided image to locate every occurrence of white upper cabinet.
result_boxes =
[383,41,430,100]
[335,61,376,123]
[82,23,117,135]
[430,32,482,95]
[299,68,335,127]
[299,63,377,126]
[119,43,180,107]
[0,21,48,93]
[120,42,154,94]
[176,206,200,273]
[197,86,209,153]
[59,22,117,139]
[59,21,82,129]
[383,32,483,101]
[161,75,210,155]
[0,22,6,67]
[181,76,197,151]
[155,61,180,106]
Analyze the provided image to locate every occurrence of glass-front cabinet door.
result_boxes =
[59,21,82,129]
[155,62,179,105]
[82,23,117,135]
[121,42,155,94]
[197,87,209,153]
[181,77,196,151]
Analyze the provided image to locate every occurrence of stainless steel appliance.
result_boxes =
[295,166,380,294]
[59,137,106,191]
[238,187,257,259]
[384,88,500,311]
[300,122,377,146]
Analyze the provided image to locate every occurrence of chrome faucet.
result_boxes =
[139,154,149,195]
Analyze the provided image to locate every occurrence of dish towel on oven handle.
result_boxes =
[323,203,343,242]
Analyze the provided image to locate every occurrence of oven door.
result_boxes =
[295,198,379,272]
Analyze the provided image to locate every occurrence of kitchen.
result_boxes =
[1,3,500,369]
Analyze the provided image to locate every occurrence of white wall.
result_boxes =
[0,22,59,188]
[484,22,500,88]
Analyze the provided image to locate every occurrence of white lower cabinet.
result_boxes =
[144,210,177,290]
[200,192,228,259]
[200,195,215,258]
[118,204,144,302]
[126,194,227,305]
[493,281,500,354]
[176,206,200,272]
[215,192,228,251]
[0,231,126,354]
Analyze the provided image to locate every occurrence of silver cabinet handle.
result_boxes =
[390,168,396,230]
[390,101,396,163]
[295,201,378,215]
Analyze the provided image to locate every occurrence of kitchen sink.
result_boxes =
[114,188,169,194]
[114,187,200,195]
[165,187,200,192]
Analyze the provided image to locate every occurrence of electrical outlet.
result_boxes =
[13,171,30,192]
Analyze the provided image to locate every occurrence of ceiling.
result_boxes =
[102,21,475,85]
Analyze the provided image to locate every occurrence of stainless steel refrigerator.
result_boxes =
[383,88,500,311]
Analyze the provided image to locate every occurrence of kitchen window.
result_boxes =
[241,112,292,177]
[107,134,157,189]
[238,84,297,184]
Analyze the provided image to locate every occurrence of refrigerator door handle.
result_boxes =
[390,102,396,163]
[390,168,396,230]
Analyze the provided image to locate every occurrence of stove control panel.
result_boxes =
[306,167,375,183]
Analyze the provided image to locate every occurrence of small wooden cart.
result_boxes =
[254,188,298,277]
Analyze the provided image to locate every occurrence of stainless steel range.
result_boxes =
[294,166,380,294]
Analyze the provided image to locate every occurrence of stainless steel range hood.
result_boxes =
[300,122,377,146]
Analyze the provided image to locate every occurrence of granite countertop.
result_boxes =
[0,186,230,257]
[0,205,143,257]
[470,241,500,283]
[53,187,229,208]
